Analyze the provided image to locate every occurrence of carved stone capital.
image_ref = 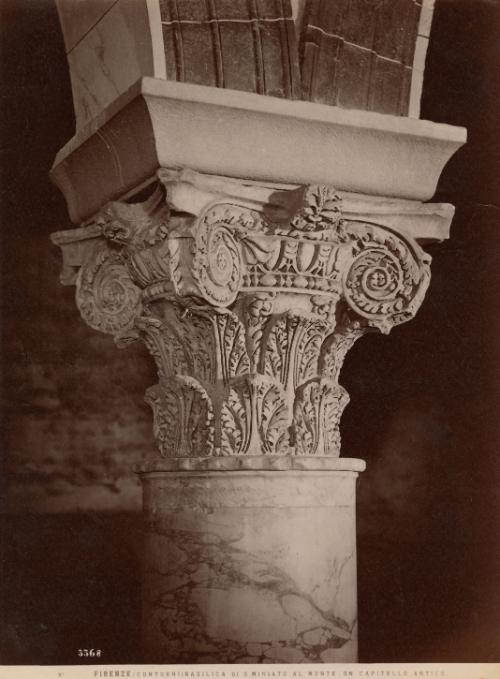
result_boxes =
[52,170,438,461]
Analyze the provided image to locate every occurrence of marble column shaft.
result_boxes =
[142,466,362,663]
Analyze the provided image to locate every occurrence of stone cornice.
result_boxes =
[51,77,466,223]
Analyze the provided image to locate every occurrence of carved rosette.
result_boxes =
[51,171,432,461]
[342,224,431,333]
[76,243,143,335]
[191,214,243,306]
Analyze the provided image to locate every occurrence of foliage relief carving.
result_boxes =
[52,176,433,461]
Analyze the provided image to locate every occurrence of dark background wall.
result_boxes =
[1,0,499,664]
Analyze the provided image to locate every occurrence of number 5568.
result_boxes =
[78,649,101,658]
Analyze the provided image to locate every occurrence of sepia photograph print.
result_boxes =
[0,0,499,675]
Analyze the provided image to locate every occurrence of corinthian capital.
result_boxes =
[51,169,445,464]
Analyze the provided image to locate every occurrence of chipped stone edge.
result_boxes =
[136,456,366,474]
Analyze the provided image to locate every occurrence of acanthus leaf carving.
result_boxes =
[263,312,331,391]
[293,379,349,457]
[220,375,291,457]
[181,306,250,383]
[319,310,368,383]
[219,380,251,457]
[213,310,251,382]
[52,173,440,462]
[243,293,275,372]
[145,376,214,458]
[135,313,188,381]
[290,185,344,235]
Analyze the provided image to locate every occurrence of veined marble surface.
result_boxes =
[141,470,359,663]
[66,0,155,127]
